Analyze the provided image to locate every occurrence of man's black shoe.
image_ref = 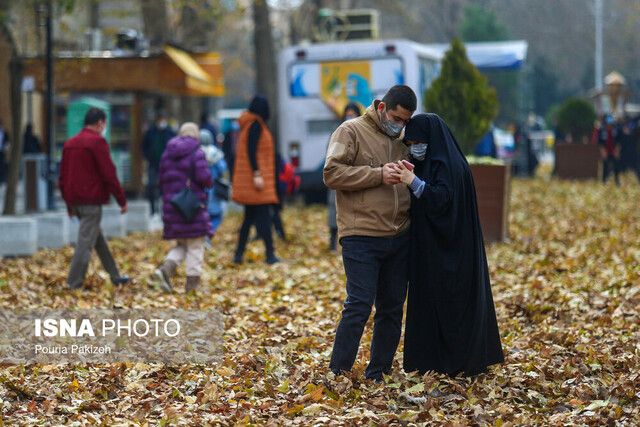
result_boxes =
[266,256,281,265]
[112,275,130,286]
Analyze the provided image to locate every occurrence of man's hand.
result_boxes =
[393,161,416,186]
[382,163,402,185]
[120,204,128,214]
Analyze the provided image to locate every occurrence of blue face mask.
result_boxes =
[410,143,427,160]
[381,109,404,137]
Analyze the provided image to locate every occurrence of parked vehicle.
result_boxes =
[276,38,528,202]
[277,39,442,202]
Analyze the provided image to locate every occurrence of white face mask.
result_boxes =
[157,119,168,130]
[98,122,108,137]
[410,143,428,160]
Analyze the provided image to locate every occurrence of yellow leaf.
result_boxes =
[287,404,304,416]
[405,382,424,394]
[277,379,289,393]
[216,366,234,377]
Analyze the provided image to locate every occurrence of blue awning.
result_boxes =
[428,40,528,71]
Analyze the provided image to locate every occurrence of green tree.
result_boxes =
[556,98,596,143]
[423,37,498,156]
[457,4,508,42]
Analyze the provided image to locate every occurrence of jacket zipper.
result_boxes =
[389,136,399,230]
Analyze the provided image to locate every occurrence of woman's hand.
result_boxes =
[394,161,416,186]
[253,171,264,190]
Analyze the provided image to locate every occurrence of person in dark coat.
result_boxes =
[0,117,9,183]
[392,113,504,377]
[153,122,213,293]
[142,112,176,215]
[616,118,635,175]
[23,123,41,153]
[222,119,239,177]
[598,114,621,186]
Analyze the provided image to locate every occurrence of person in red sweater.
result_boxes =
[58,107,130,289]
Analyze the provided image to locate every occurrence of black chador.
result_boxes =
[402,114,504,377]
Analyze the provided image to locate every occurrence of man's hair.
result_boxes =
[382,85,417,112]
[84,107,107,126]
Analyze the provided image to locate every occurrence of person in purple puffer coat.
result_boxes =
[153,122,214,293]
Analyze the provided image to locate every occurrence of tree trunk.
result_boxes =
[140,0,171,126]
[1,8,24,215]
[178,2,216,126]
[140,0,169,50]
[253,0,279,150]
[3,53,24,215]
[180,3,215,52]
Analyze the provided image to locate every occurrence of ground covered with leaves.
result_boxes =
[1,172,639,425]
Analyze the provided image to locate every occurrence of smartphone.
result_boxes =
[401,159,415,171]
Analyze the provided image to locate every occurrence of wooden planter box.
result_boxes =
[555,143,601,180]
[470,164,511,243]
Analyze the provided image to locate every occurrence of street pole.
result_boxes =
[595,0,603,91]
[45,0,56,210]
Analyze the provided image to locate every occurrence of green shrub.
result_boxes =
[556,98,597,143]
[424,38,499,156]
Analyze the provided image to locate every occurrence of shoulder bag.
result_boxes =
[213,178,231,201]
[169,150,203,222]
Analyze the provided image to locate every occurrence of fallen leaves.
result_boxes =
[0,171,640,424]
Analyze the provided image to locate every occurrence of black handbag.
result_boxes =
[170,150,203,222]
[213,178,231,201]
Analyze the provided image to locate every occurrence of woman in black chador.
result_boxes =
[392,113,504,377]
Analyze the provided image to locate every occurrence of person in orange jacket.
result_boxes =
[231,95,281,265]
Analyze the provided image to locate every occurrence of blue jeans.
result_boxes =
[329,233,410,380]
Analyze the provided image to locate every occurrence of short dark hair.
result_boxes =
[343,102,362,118]
[84,107,107,126]
[382,85,417,112]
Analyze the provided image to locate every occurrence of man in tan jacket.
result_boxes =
[324,85,416,381]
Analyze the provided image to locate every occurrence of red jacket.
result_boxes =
[58,128,126,207]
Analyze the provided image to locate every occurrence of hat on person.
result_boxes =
[179,122,199,139]
[199,128,214,146]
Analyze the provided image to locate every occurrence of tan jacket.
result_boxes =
[323,100,411,241]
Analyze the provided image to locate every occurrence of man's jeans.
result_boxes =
[329,233,410,380]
